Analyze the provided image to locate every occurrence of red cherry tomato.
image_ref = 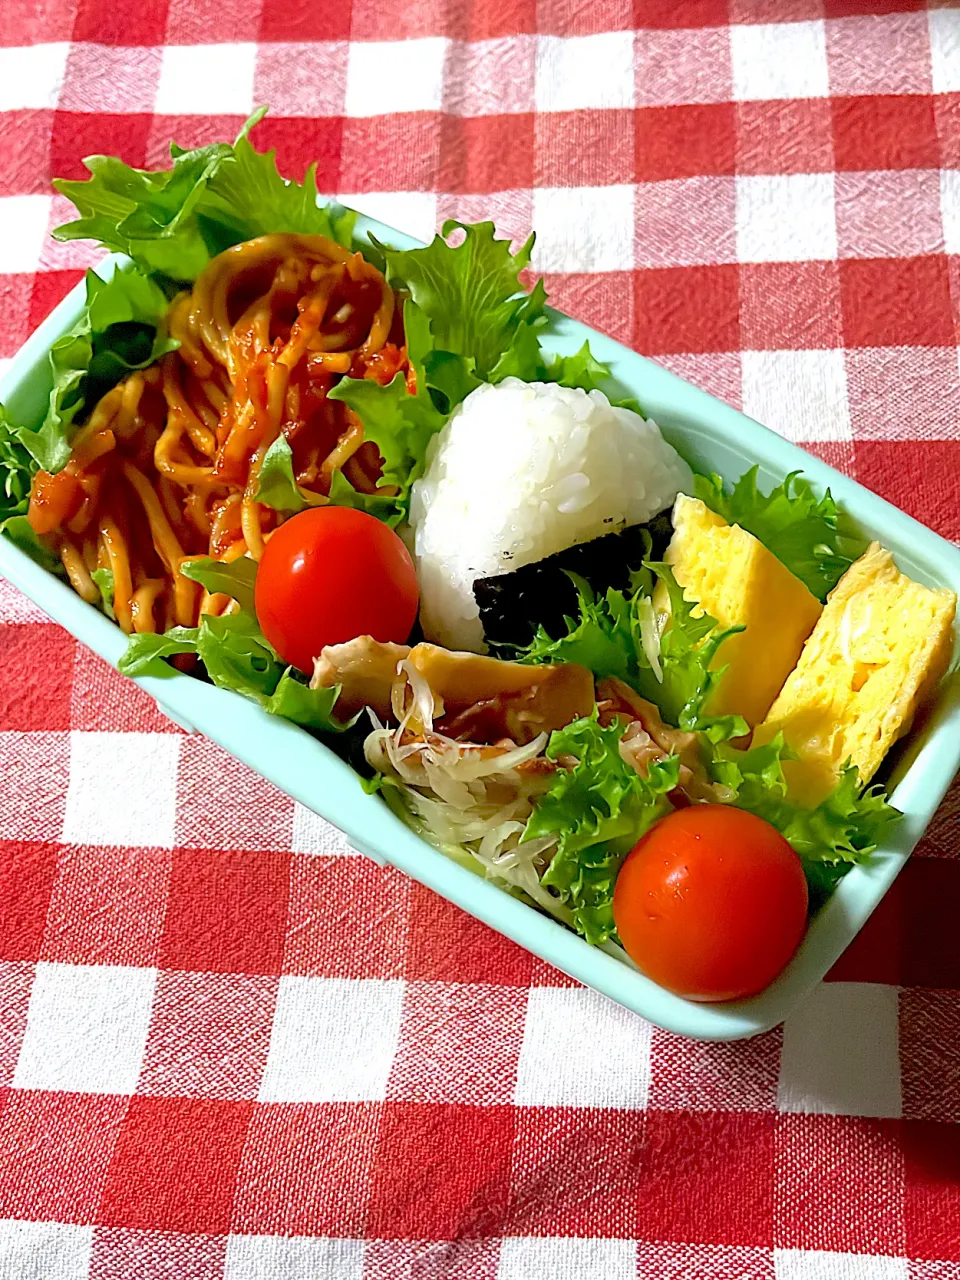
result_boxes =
[613,805,808,1003]
[255,506,419,673]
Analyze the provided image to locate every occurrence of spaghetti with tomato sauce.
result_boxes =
[28,233,409,635]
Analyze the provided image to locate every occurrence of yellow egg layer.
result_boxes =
[663,494,823,728]
[754,541,957,804]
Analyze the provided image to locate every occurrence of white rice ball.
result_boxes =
[409,378,693,652]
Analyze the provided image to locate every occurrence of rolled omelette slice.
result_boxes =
[753,541,957,805]
[663,494,823,727]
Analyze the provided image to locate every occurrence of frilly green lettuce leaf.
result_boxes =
[522,710,680,944]
[91,567,115,620]
[706,732,901,907]
[195,610,279,697]
[489,331,625,398]
[541,340,612,394]
[203,125,356,248]
[252,435,327,515]
[636,562,746,734]
[327,370,439,515]
[53,108,356,284]
[694,467,867,601]
[519,575,642,684]
[0,514,60,574]
[264,671,347,731]
[540,341,645,412]
[253,436,307,514]
[179,555,258,614]
[198,612,356,732]
[117,626,201,676]
[326,470,404,525]
[0,408,36,517]
[373,220,544,379]
[327,299,446,517]
[0,409,57,569]
[14,265,177,475]
[251,435,399,524]
[117,557,353,733]
[370,222,618,401]
[420,348,482,413]
[54,140,235,281]
[517,566,747,737]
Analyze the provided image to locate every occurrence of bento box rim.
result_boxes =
[1,220,958,1043]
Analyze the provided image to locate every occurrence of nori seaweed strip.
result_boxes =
[474,508,673,651]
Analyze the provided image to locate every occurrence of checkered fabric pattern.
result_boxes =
[0,1,959,1276]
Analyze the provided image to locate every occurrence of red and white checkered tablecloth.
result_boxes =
[0,1,959,1277]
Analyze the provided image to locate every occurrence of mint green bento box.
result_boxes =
[3,215,959,1042]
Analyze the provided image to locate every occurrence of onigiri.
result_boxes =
[409,378,693,652]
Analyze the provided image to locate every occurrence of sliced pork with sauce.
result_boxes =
[313,636,594,744]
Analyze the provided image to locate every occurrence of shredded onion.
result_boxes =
[392,657,438,734]
[636,595,663,682]
[364,700,565,917]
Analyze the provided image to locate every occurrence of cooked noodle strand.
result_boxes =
[28,233,407,635]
